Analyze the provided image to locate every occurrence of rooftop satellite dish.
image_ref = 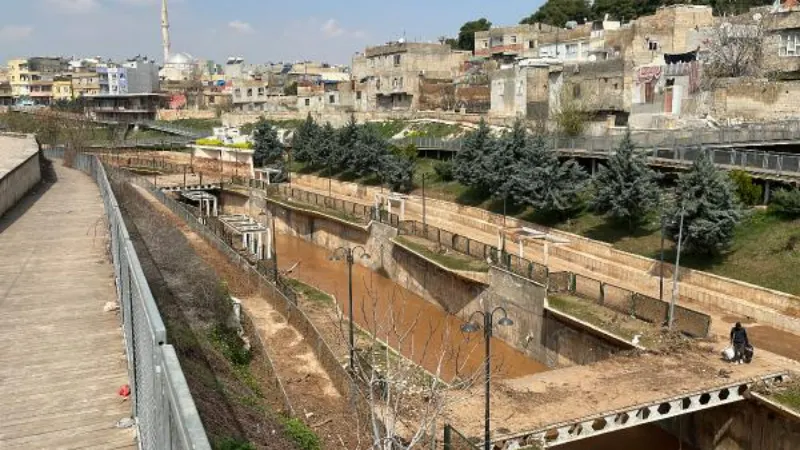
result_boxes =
[753,13,763,21]
[398,37,406,44]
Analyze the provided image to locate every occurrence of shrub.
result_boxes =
[216,438,256,450]
[729,170,762,206]
[196,138,223,146]
[769,188,800,219]
[433,160,454,181]
[283,418,321,450]
[210,325,252,366]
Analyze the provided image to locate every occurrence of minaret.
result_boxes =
[161,0,171,63]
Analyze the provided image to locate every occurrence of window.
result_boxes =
[511,35,517,44]
[483,40,489,48]
[234,88,241,97]
[566,44,578,59]
[648,40,659,51]
[247,88,253,97]
[529,40,535,49]
[399,77,404,88]
[572,83,581,98]
[393,54,401,66]
[356,91,362,100]
[304,98,310,106]
[780,33,800,57]
[258,87,265,96]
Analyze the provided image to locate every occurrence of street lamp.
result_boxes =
[330,246,371,370]
[461,307,514,450]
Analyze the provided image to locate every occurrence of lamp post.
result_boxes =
[461,307,514,450]
[669,207,686,331]
[331,246,371,370]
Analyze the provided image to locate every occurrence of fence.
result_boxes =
[398,220,548,283]
[442,424,479,450]
[549,271,711,338]
[113,166,373,429]
[42,148,211,450]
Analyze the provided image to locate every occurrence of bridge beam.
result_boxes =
[489,373,788,449]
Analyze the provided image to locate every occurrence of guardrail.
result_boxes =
[42,147,211,450]
[395,137,800,179]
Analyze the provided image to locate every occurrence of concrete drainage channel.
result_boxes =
[105,163,800,450]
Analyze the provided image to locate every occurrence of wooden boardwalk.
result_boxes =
[0,164,135,449]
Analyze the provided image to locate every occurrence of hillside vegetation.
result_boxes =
[521,0,774,27]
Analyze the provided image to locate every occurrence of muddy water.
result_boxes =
[275,233,548,382]
[559,425,696,450]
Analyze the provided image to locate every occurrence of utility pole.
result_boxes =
[422,173,427,230]
[669,207,685,331]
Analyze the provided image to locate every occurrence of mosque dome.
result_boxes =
[166,52,194,65]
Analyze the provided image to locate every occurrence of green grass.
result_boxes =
[156,118,222,134]
[548,294,656,347]
[395,236,490,273]
[405,122,463,139]
[283,417,322,450]
[766,379,800,412]
[284,278,334,304]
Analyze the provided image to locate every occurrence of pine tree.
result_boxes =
[487,119,528,200]
[332,114,360,172]
[667,150,742,255]
[314,122,338,172]
[512,134,588,217]
[252,120,286,181]
[591,130,661,229]
[292,114,320,165]
[453,118,495,192]
[351,126,388,177]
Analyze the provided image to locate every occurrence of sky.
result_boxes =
[0,0,545,66]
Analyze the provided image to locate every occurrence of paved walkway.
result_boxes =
[0,164,135,449]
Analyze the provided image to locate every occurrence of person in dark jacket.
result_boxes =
[730,322,750,364]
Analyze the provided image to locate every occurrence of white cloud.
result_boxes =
[320,18,366,40]
[228,20,255,34]
[321,19,344,37]
[43,0,100,13]
[0,25,34,42]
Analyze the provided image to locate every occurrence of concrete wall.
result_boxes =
[661,400,800,450]
[708,79,800,121]
[0,134,41,219]
[248,195,627,369]
[289,174,800,335]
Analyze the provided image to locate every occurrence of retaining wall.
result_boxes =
[661,399,800,450]
[0,134,41,219]
[289,174,800,334]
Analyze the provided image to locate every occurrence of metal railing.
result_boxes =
[43,148,211,450]
[396,136,800,179]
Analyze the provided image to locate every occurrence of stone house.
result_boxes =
[351,42,470,112]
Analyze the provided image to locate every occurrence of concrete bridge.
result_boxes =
[0,136,210,449]
[446,349,791,448]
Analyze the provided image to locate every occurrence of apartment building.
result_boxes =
[352,42,470,111]
[53,76,73,102]
[231,79,271,112]
[0,82,12,106]
[7,57,68,105]
[475,23,560,63]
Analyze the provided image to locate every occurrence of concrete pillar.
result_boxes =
[544,241,550,268]
[591,159,597,176]
[519,240,524,258]
[257,232,263,259]
[764,180,771,204]
[387,199,392,217]
[242,233,247,250]
[400,200,405,221]
[267,227,273,260]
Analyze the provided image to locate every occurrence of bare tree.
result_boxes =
[552,83,590,137]
[330,283,487,450]
[703,20,765,79]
